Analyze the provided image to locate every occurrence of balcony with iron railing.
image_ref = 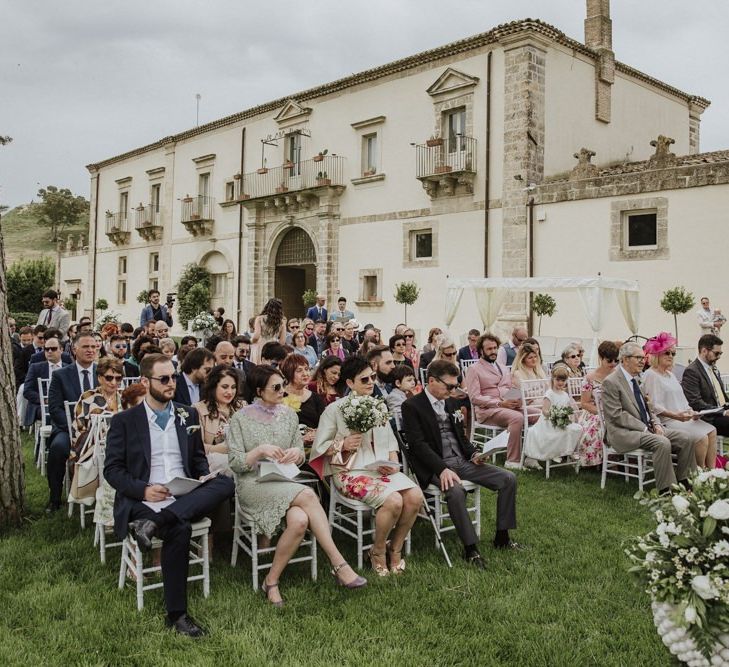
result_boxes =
[237,155,346,206]
[180,195,215,236]
[104,211,131,245]
[415,136,477,198]
[134,204,163,241]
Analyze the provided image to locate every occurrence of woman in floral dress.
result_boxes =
[311,356,423,577]
[228,365,365,606]
[577,340,620,467]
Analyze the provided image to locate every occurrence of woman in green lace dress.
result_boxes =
[228,365,366,606]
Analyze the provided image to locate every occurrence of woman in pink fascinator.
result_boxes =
[641,332,718,469]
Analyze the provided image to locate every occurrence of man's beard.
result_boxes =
[148,384,172,404]
[377,369,393,384]
[486,353,497,363]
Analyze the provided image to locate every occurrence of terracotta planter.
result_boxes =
[182,197,193,203]
[426,138,443,147]
[316,178,331,187]
[434,165,453,174]
[313,155,324,162]
[256,168,268,175]
[282,162,295,170]
[190,214,200,220]
[236,194,250,201]
[363,169,376,177]
[233,174,242,180]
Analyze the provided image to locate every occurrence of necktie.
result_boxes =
[708,366,725,406]
[45,309,52,325]
[433,399,446,418]
[153,407,170,430]
[631,378,650,426]
[81,369,91,392]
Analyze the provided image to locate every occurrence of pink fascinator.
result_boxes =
[643,331,677,355]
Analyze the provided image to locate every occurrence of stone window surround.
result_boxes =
[351,116,385,181]
[610,197,668,261]
[433,93,474,143]
[117,279,127,305]
[402,219,438,268]
[117,255,127,277]
[355,268,383,307]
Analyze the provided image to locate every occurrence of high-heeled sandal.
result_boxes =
[368,549,389,577]
[330,562,368,589]
[386,545,406,574]
[261,579,285,608]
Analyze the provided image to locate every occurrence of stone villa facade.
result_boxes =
[59,1,728,343]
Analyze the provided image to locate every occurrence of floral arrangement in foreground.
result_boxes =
[94,311,121,332]
[340,394,390,433]
[190,312,216,332]
[625,468,729,662]
[548,405,573,429]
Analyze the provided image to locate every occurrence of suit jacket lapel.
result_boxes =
[417,392,443,452]
[134,403,152,470]
[69,364,82,397]
[173,405,190,474]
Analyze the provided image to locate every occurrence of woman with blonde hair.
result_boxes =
[511,343,547,387]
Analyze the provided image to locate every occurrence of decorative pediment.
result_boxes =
[426,68,480,98]
[274,99,312,126]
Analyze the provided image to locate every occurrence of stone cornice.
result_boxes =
[86,19,709,172]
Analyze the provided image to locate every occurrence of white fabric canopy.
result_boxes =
[445,276,640,366]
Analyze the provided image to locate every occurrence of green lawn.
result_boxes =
[0,434,671,667]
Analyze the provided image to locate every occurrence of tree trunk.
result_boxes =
[674,313,679,344]
[0,218,25,527]
[538,315,542,335]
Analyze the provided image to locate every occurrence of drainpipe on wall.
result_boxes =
[90,171,100,322]
[236,127,246,331]
[527,196,535,333]
[483,50,492,277]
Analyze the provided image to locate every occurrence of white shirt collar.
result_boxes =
[699,358,714,375]
[619,364,638,384]
[143,399,173,424]
[424,387,443,408]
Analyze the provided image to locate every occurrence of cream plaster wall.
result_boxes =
[544,46,690,176]
[532,184,729,356]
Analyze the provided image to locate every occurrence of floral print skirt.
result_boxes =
[333,470,415,509]
[576,410,604,467]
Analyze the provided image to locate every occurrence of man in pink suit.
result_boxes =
[466,333,541,470]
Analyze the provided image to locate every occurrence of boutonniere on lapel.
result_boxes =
[451,409,465,423]
[176,407,190,426]
[186,425,201,434]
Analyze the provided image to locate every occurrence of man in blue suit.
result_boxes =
[45,332,98,512]
[174,347,214,405]
[27,328,74,366]
[23,335,70,427]
[305,294,327,322]
[104,353,234,637]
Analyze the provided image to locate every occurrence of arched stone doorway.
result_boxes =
[274,227,316,318]
[201,250,231,314]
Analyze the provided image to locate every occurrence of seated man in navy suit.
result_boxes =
[46,331,98,512]
[27,328,73,366]
[104,353,234,638]
[23,335,69,428]
[174,347,215,405]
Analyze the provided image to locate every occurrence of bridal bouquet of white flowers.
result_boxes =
[626,468,729,664]
[548,405,573,429]
[339,394,390,433]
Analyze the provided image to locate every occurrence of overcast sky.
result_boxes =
[1,0,727,208]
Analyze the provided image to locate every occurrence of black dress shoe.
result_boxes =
[45,501,61,514]
[463,551,487,569]
[128,519,158,552]
[165,614,207,638]
[494,541,528,551]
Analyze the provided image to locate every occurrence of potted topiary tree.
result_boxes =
[394,281,420,325]
[302,288,317,313]
[532,293,557,335]
[660,286,695,343]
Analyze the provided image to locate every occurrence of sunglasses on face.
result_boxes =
[150,373,178,385]
[443,351,456,357]
[269,381,288,392]
[663,351,677,357]
[358,373,378,384]
[112,344,127,350]
[332,338,340,342]
[290,325,300,329]
[404,334,414,339]
[44,346,59,351]
[711,350,723,356]
[434,376,459,392]
[102,374,123,383]
[567,354,580,359]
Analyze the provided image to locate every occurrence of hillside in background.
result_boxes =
[0,204,89,266]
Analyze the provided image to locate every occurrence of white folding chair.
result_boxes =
[65,400,95,528]
[118,518,211,611]
[121,376,141,389]
[421,481,481,548]
[35,378,53,475]
[418,367,429,387]
[459,359,478,376]
[567,376,584,400]
[230,494,317,590]
[594,388,656,491]
[327,484,410,570]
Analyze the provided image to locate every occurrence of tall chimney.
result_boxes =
[585,0,614,123]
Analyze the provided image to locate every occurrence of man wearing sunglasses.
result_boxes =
[108,334,139,377]
[45,332,98,512]
[602,341,695,494]
[682,333,729,436]
[105,353,234,637]
[402,360,520,569]
[22,335,70,428]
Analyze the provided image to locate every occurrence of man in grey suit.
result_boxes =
[601,341,695,493]
[36,289,71,340]
[681,333,729,436]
